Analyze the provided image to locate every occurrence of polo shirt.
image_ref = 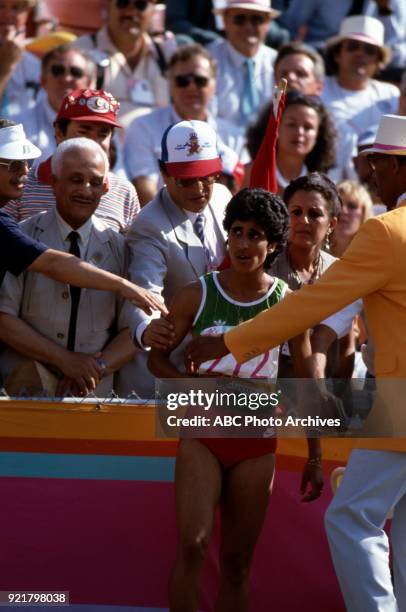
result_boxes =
[0,209,47,288]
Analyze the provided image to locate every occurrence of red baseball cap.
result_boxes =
[56,89,122,128]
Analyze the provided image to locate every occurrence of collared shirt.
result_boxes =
[123,104,249,185]
[15,94,57,163]
[55,209,94,256]
[207,39,276,128]
[3,157,140,233]
[183,207,223,270]
[396,192,406,208]
[75,27,171,127]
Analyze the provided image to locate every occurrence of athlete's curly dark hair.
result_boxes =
[246,91,337,173]
[283,172,342,218]
[223,188,289,267]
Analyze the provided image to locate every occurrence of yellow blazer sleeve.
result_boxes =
[225,216,394,363]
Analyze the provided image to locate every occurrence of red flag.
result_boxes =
[249,79,287,192]
[217,80,287,271]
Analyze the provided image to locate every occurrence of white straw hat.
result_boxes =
[214,0,280,18]
[0,124,41,160]
[360,115,406,156]
[326,15,391,65]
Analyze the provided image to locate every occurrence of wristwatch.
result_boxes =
[95,357,108,377]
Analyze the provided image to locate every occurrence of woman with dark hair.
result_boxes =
[246,92,337,195]
[271,172,347,378]
[148,188,323,612]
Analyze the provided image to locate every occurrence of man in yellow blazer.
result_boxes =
[187,114,406,611]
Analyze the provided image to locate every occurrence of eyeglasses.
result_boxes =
[115,0,152,10]
[343,39,380,57]
[0,158,34,173]
[174,174,219,188]
[49,64,86,79]
[173,73,210,89]
[231,13,269,26]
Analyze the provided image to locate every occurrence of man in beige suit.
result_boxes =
[0,137,136,396]
[187,114,406,611]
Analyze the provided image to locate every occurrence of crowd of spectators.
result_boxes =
[0,0,405,397]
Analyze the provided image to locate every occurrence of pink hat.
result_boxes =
[214,0,280,18]
[160,120,222,178]
[56,89,122,127]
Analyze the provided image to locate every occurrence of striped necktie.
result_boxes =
[67,231,81,352]
[194,214,211,267]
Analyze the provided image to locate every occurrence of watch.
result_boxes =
[95,357,108,377]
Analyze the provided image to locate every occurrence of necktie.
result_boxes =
[240,58,259,124]
[67,231,81,352]
[194,214,211,268]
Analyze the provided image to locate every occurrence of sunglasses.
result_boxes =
[231,13,269,26]
[174,174,219,188]
[343,39,380,57]
[174,73,210,89]
[49,64,86,79]
[0,158,34,173]
[115,0,152,10]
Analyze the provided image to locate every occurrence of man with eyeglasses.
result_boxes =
[0,0,41,118]
[119,120,231,398]
[207,0,280,129]
[75,0,174,127]
[124,43,247,205]
[320,16,399,179]
[14,44,96,163]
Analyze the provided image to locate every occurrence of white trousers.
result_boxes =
[325,449,406,612]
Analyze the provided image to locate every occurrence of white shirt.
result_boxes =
[123,104,249,185]
[207,38,276,128]
[55,209,94,256]
[1,51,41,119]
[15,94,57,163]
[321,77,399,182]
[75,27,171,128]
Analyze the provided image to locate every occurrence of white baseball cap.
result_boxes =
[0,124,41,160]
[160,120,222,178]
[326,15,391,65]
[360,115,406,156]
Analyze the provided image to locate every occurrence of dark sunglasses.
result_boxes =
[49,64,86,79]
[115,0,152,10]
[0,158,34,173]
[174,73,210,89]
[231,13,268,26]
[344,39,379,57]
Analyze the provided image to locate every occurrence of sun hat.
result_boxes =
[213,0,280,18]
[56,89,122,127]
[0,124,41,160]
[160,120,223,178]
[325,15,391,65]
[360,115,406,156]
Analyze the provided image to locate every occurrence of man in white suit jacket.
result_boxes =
[0,138,135,397]
[123,120,231,398]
